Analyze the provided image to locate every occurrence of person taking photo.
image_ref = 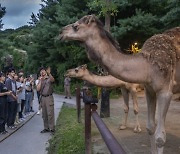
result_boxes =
[37,67,55,134]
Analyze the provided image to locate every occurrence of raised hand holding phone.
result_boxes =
[46,66,51,75]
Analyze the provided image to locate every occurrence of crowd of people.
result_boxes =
[0,68,35,134]
[0,66,56,135]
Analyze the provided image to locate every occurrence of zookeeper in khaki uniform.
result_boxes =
[37,66,55,134]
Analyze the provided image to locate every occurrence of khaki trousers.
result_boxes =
[64,85,71,97]
[41,95,55,130]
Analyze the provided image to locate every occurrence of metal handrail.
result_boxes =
[92,109,126,154]
[76,86,126,154]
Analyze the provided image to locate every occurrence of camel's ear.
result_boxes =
[84,15,96,25]
[82,64,87,69]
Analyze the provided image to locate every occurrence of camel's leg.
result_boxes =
[145,87,157,154]
[130,89,141,133]
[155,90,172,153]
[119,87,129,130]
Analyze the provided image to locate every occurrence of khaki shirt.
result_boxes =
[40,77,53,95]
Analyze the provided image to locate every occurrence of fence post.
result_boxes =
[76,86,81,123]
[100,88,110,118]
[83,89,126,154]
[85,103,91,154]
[82,88,99,154]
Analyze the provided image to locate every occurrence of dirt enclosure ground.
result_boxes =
[92,91,180,154]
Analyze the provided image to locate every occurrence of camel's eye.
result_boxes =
[72,25,78,31]
[75,69,78,73]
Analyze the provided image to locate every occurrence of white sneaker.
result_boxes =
[37,110,40,115]
[21,118,26,121]
[19,119,23,122]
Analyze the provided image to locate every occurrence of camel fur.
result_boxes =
[65,64,141,133]
[60,15,180,154]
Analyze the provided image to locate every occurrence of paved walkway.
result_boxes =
[2,90,180,154]
[0,92,77,154]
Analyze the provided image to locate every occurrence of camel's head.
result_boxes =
[59,15,103,42]
[65,64,88,78]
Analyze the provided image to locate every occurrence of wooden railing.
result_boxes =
[76,87,126,154]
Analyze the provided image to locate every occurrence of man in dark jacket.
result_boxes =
[0,72,12,134]
[5,68,17,129]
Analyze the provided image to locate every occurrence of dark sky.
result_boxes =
[0,0,42,30]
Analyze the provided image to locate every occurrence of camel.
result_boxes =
[59,15,180,154]
[65,64,141,133]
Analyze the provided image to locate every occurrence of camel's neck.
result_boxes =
[81,71,127,88]
[85,37,150,83]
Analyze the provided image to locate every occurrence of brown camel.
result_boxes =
[60,15,180,154]
[65,64,141,133]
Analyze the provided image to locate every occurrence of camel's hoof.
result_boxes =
[146,127,155,135]
[119,125,127,130]
[156,137,165,148]
[134,110,138,115]
[134,127,142,133]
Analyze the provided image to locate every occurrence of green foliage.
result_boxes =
[110,0,180,50]
[88,0,118,16]
[0,0,180,92]
[23,0,91,91]
[0,4,6,29]
[0,26,32,72]
[112,9,159,49]
[160,0,180,29]
[47,105,85,154]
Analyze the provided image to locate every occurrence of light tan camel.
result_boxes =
[60,15,180,154]
[65,64,141,133]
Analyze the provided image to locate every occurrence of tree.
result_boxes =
[112,0,180,51]
[0,0,179,93]
[28,13,39,26]
[160,0,180,29]
[23,0,92,91]
[0,4,6,29]
[88,0,118,117]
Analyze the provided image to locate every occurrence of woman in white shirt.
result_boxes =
[17,75,26,120]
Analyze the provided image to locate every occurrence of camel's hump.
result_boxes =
[163,27,180,38]
[141,33,177,75]
[163,27,180,54]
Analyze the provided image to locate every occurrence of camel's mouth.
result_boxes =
[64,70,74,77]
[64,71,79,78]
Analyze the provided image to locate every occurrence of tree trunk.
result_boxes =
[100,0,111,118]
[100,88,110,118]
[105,13,110,32]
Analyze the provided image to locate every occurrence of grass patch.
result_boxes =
[47,105,85,154]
